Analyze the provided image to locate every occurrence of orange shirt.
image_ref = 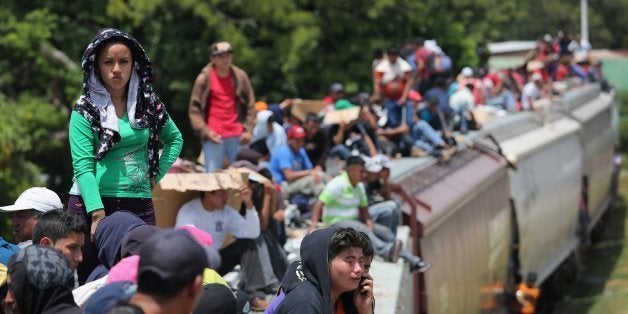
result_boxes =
[517,283,540,314]
[334,299,346,314]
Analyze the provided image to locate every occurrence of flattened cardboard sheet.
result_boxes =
[323,107,361,125]
[283,99,326,122]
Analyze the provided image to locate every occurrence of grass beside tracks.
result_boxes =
[553,170,628,314]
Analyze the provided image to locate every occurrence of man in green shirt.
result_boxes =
[310,156,430,273]
[310,156,402,263]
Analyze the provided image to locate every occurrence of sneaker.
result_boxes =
[250,296,269,311]
[387,240,403,263]
[411,147,429,157]
[440,146,456,162]
[410,260,432,274]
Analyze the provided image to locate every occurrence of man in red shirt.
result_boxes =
[189,41,256,172]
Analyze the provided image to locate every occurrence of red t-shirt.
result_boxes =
[322,95,334,105]
[206,67,243,138]
[555,64,570,81]
[414,47,431,79]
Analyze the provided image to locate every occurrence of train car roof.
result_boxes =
[392,148,509,231]
[468,111,542,143]
[499,117,581,165]
[389,157,436,183]
[569,91,613,123]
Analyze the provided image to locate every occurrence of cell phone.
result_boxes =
[359,275,369,295]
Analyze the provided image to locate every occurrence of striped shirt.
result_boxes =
[318,171,368,226]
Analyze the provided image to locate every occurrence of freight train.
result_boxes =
[385,83,618,313]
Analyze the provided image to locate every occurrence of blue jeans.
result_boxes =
[385,99,414,128]
[486,90,516,110]
[329,144,352,160]
[368,200,401,235]
[203,136,240,172]
[411,120,444,153]
[451,103,468,133]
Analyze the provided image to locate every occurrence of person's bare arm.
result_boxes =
[359,206,374,231]
[309,200,324,232]
[364,133,377,157]
[380,169,392,201]
[373,72,383,96]
[377,123,410,137]
[398,72,414,105]
[258,183,274,231]
[90,209,106,242]
[282,168,313,182]
[332,121,346,145]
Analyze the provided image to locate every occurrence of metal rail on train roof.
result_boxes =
[390,149,484,196]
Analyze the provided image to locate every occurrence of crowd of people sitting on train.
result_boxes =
[0,27,612,314]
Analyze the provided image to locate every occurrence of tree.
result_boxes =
[1,0,626,226]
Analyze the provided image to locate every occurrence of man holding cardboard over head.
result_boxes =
[175,172,276,311]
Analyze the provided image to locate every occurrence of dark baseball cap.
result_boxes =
[137,229,208,295]
[121,224,160,258]
[193,283,238,314]
[329,82,344,93]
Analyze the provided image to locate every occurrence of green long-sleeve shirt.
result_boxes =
[69,111,183,213]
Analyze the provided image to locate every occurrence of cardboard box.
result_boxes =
[153,168,270,228]
[153,172,244,228]
[282,99,326,122]
[323,107,361,125]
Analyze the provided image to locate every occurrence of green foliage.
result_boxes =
[616,90,628,153]
[1,0,628,213]
[620,117,628,153]
[0,95,66,202]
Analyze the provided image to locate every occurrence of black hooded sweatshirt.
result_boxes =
[276,227,337,313]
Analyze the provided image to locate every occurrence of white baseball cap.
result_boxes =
[363,156,382,173]
[531,73,543,82]
[461,67,473,77]
[0,187,63,213]
[364,154,391,173]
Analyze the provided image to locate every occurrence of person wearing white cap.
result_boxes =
[521,73,544,111]
[0,187,63,248]
[362,155,431,273]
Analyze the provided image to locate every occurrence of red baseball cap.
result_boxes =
[287,125,307,139]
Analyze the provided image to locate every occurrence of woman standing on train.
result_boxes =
[68,28,182,282]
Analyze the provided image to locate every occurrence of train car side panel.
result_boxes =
[502,120,583,285]
[571,93,615,229]
[398,154,511,313]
